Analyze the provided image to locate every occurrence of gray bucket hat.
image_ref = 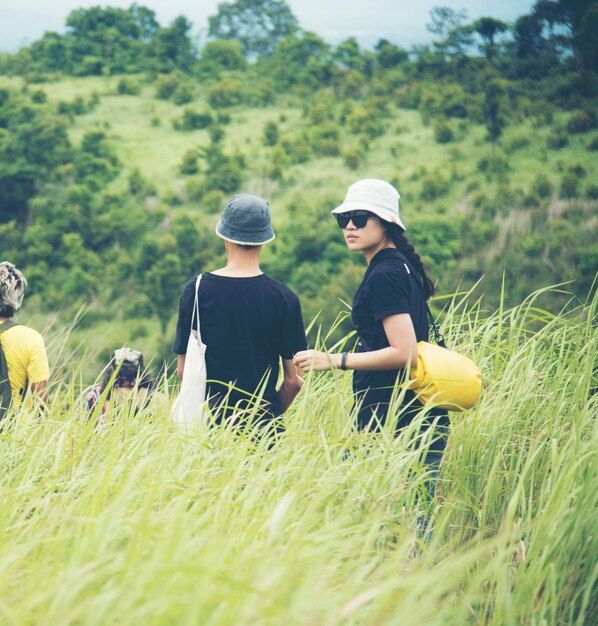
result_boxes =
[215,194,275,245]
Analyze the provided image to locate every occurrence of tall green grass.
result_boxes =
[0,289,596,625]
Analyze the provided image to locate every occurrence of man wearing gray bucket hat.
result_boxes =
[173,194,306,429]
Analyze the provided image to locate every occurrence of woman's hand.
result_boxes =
[293,350,339,373]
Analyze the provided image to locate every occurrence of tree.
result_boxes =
[483,79,507,144]
[514,1,598,73]
[199,39,246,75]
[259,30,332,89]
[374,39,408,68]
[577,2,598,73]
[29,32,71,73]
[149,16,196,72]
[65,5,156,74]
[333,37,366,72]
[0,89,73,225]
[427,6,474,75]
[513,13,545,58]
[472,17,508,60]
[208,0,298,58]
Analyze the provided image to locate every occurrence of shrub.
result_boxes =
[470,191,495,219]
[179,150,199,175]
[174,109,213,132]
[245,78,275,107]
[209,125,225,144]
[560,174,579,198]
[128,169,155,196]
[269,163,283,181]
[588,136,598,151]
[506,135,530,151]
[434,120,454,144]
[185,176,206,201]
[409,213,462,269]
[309,123,341,156]
[117,78,141,96]
[155,73,180,100]
[315,138,340,157]
[201,189,225,213]
[420,173,449,202]
[546,130,568,149]
[520,233,545,255]
[208,78,244,108]
[263,121,279,147]
[357,134,370,152]
[31,89,47,103]
[567,163,587,178]
[204,149,243,193]
[585,184,598,200]
[163,188,183,205]
[217,112,231,125]
[57,96,87,116]
[150,115,160,127]
[88,91,101,110]
[532,174,553,198]
[172,82,195,106]
[477,152,510,181]
[566,110,597,134]
[523,192,541,208]
[283,138,311,164]
[494,185,523,213]
[343,145,362,170]
[345,106,384,137]
[531,102,554,126]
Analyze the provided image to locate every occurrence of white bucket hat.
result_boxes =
[331,179,405,230]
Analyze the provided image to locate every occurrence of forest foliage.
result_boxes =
[0,0,597,367]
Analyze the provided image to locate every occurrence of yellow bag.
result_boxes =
[408,341,483,411]
[394,251,483,412]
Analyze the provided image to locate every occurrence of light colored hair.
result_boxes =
[0,262,27,313]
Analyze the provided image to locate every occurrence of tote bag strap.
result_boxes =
[191,274,203,344]
[393,251,446,348]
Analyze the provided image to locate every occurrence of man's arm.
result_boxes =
[30,380,50,405]
[177,355,186,380]
[277,358,304,413]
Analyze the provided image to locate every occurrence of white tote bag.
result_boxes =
[171,275,207,431]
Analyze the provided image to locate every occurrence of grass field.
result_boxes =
[1,289,596,625]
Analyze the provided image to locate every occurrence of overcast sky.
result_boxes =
[0,0,535,53]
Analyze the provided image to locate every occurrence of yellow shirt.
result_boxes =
[0,323,50,407]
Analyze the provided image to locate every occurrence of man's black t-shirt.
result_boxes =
[351,248,449,447]
[173,272,307,420]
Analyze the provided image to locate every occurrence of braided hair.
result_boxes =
[386,224,435,299]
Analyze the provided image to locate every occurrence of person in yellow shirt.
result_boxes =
[0,262,50,417]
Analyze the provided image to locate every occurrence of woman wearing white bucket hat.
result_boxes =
[294,179,449,505]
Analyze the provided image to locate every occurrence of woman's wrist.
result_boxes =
[338,351,349,370]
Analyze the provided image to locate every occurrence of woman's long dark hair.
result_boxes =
[386,224,435,299]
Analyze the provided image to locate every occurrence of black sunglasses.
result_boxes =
[335,211,373,229]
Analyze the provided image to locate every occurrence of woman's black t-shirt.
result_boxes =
[351,248,449,445]
[172,273,307,420]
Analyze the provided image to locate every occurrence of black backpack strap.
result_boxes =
[392,251,446,348]
[0,320,18,336]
